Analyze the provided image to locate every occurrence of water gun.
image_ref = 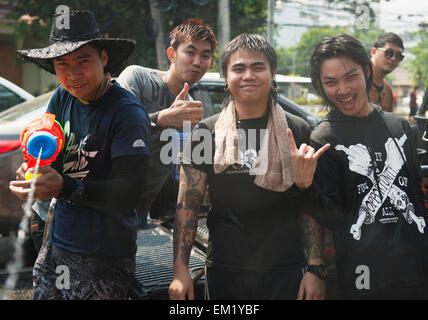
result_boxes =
[20,112,65,180]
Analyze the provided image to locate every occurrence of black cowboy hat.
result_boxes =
[16,10,135,74]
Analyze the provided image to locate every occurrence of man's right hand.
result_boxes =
[157,82,204,128]
[169,270,195,300]
[10,165,64,201]
[16,162,28,180]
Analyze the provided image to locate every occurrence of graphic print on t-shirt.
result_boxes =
[336,133,426,240]
[62,120,98,178]
[224,148,259,175]
[239,148,258,170]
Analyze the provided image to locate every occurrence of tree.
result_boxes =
[149,0,169,69]
[4,0,268,73]
[277,26,346,76]
[4,0,157,70]
[408,27,428,87]
[276,25,385,77]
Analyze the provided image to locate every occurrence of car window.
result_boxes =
[0,91,53,123]
[0,84,25,113]
[190,89,218,118]
[191,79,319,128]
[207,90,224,114]
[191,85,225,117]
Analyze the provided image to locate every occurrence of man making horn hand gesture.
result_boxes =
[287,128,330,191]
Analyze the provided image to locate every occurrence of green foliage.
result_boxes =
[353,27,386,54]
[276,25,385,77]
[277,26,347,76]
[4,0,267,73]
[208,50,219,73]
[408,28,428,87]
[230,0,267,36]
[276,46,294,75]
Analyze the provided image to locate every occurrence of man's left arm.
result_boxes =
[297,212,326,300]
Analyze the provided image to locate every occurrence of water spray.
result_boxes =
[1,113,64,299]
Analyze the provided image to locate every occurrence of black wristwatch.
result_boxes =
[306,264,328,280]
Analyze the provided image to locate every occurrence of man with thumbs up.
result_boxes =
[118,18,216,220]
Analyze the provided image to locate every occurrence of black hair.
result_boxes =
[309,34,373,111]
[221,33,277,107]
[170,18,217,53]
[373,32,404,50]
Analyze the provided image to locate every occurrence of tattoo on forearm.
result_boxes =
[173,217,181,263]
[176,179,185,210]
[173,211,198,266]
[301,213,324,261]
[173,165,206,267]
[182,165,202,187]
[184,189,203,211]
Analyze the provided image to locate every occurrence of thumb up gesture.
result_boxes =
[157,83,204,128]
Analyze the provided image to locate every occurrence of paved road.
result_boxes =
[0,267,33,300]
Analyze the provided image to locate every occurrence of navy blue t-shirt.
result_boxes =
[47,81,150,258]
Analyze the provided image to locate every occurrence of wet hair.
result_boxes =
[373,32,404,50]
[169,18,217,53]
[221,33,277,107]
[309,34,373,111]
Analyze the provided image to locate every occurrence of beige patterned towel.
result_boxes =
[213,102,294,192]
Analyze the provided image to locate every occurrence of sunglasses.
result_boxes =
[377,47,405,62]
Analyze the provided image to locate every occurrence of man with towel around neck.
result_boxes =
[169,34,330,300]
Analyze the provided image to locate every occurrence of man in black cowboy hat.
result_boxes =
[9,10,150,300]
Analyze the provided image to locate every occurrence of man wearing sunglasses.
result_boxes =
[370,33,404,113]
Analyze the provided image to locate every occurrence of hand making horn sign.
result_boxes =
[157,82,204,127]
[287,128,330,191]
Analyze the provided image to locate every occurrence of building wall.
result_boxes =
[19,32,58,95]
[0,21,57,96]
[0,24,23,87]
[22,63,57,96]
[0,42,22,86]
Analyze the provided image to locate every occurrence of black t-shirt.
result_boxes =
[307,106,428,292]
[185,111,311,271]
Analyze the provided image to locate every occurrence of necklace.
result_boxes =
[97,77,110,98]
[372,81,384,92]
[78,78,110,104]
